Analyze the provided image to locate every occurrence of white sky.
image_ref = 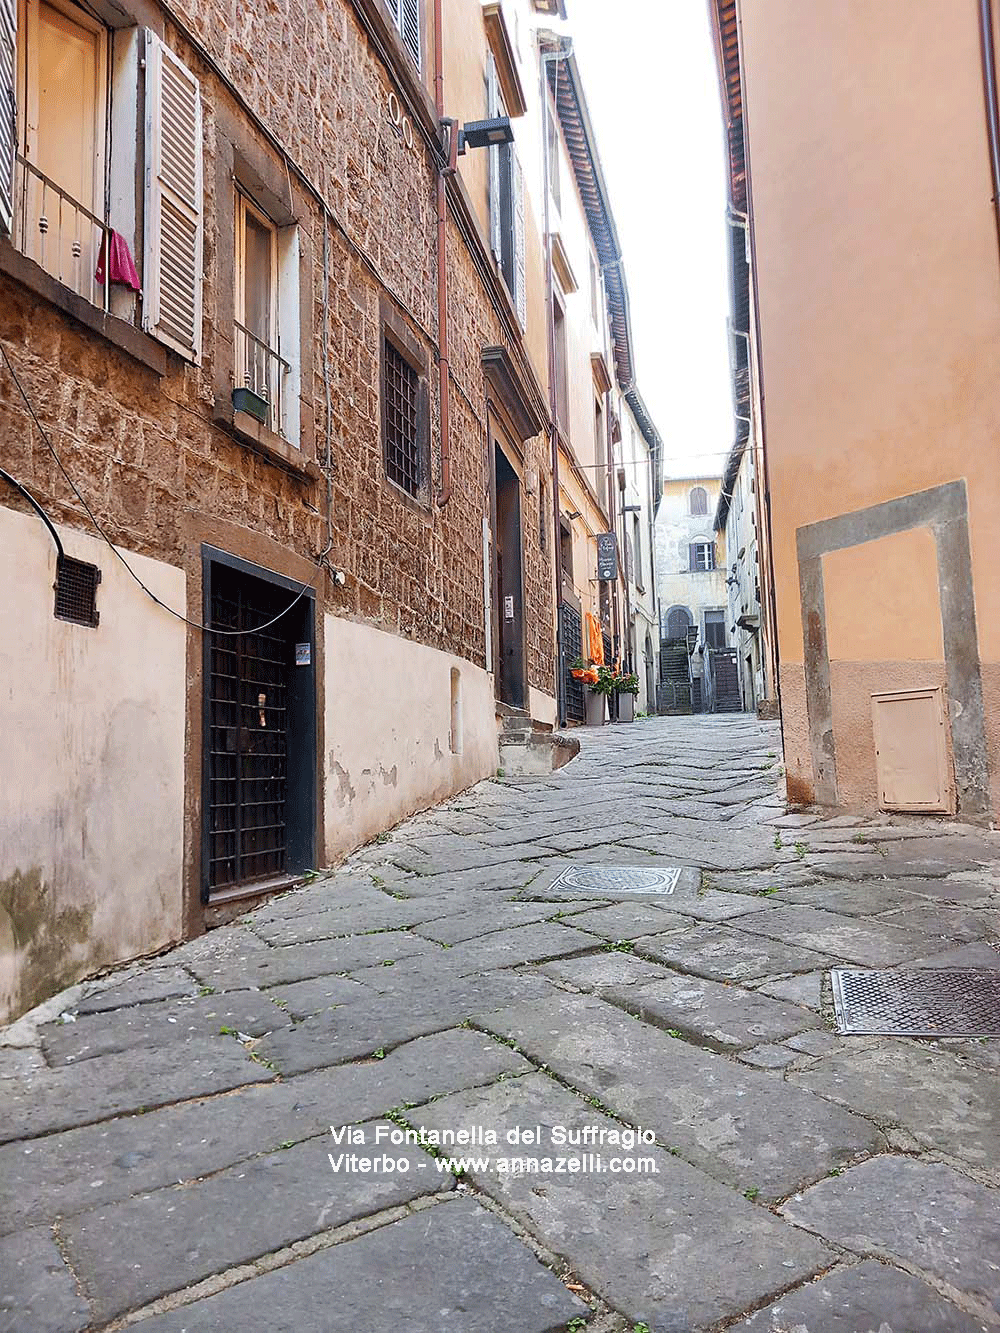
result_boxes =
[567,0,732,479]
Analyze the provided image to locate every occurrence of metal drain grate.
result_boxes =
[549,865,689,895]
[831,968,1000,1036]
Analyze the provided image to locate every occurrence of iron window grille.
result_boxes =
[54,555,101,627]
[383,335,424,498]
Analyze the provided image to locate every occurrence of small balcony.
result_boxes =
[233,321,289,439]
[13,155,110,311]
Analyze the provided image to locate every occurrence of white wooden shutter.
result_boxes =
[400,0,420,67]
[0,0,15,234]
[143,32,203,361]
[512,152,526,329]
[487,54,501,259]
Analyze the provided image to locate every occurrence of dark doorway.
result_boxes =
[494,444,526,709]
[202,549,316,899]
[666,605,692,640]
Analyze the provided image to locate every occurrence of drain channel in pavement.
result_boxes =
[547,865,699,895]
[831,967,1000,1036]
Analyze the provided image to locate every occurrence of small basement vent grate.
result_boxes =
[549,865,691,896]
[54,555,101,627]
[831,967,1000,1036]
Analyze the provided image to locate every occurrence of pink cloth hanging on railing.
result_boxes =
[95,230,141,292]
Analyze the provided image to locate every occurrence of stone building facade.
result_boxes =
[0,0,645,1022]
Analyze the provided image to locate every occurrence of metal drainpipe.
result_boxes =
[734,0,783,733]
[605,387,620,668]
[979,0,1000,265]
[433,0,452,506]
[541,43,570,725]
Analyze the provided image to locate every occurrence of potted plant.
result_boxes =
[585,665,616,726]
[569,655,591,681]
[615,671,640,723]
[232,384,270,425]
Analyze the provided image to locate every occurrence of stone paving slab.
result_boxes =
[880,875,1000,905]
[0,1038,271,1145]
[734,1258,989,1332]
[791,1041,1000,1171]
[773,880,928,916]
[412,1073,833,1331]
[539,951,678,992]
[634,922,837,981]
[753,970,826,1010]
[246,895,464,945]
[781,1157,1000,1317]
[245,875,393,923]
[733,904,940,966]
[0,1228,90,1333]
[75,966,198,1016]
[40,989,293,1065]
[62,1123,445,1321]
[412,900,576,945]
[909,942,1000,968]
[0,1030,529,1236]
[256,974,368,1020]
[185,930,436,991]
[346,921,599,992]
[389,860,546,895]
[602,971,819,1051]
[479,992,883,1199]
[673,889,775,921]
[259,973,559,1076]
[135,1197,586,1333]
[877,903,1000,943]
[560,901,691,939]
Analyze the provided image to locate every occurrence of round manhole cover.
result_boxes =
[553,865,684,894]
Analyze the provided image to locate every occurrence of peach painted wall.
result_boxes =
[739,0,1000,811]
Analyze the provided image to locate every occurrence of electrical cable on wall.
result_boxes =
[0,344,342,637]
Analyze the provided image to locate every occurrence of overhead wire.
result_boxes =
[0,343,332,637]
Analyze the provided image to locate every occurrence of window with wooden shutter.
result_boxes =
[512,151,526,328]
[143,32,202,361]
[385,0,420,69]
[0,0,14,234]
[689,541,716,572]
[487,53,502,260]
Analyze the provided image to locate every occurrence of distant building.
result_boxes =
[654,475,738,712]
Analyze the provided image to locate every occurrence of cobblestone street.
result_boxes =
[4,714,1000,1332]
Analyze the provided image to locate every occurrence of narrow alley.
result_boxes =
[3,715,1000,1332]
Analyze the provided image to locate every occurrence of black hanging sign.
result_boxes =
[597,531,617,582]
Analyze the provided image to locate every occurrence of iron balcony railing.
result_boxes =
[13,155,110,311]
[234,321,289,438]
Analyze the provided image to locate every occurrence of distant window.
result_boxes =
[552,291,569,430]
[560,518,573,582]
[704,609,726,650]
[689,486,708,515]
[689,541,716,572]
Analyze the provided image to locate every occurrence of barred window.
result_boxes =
[383,336,423,498]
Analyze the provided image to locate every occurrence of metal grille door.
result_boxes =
[208,567,293,892]
[561,604,585,724]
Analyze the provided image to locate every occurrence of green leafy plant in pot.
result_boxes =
[614,671,639,722]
